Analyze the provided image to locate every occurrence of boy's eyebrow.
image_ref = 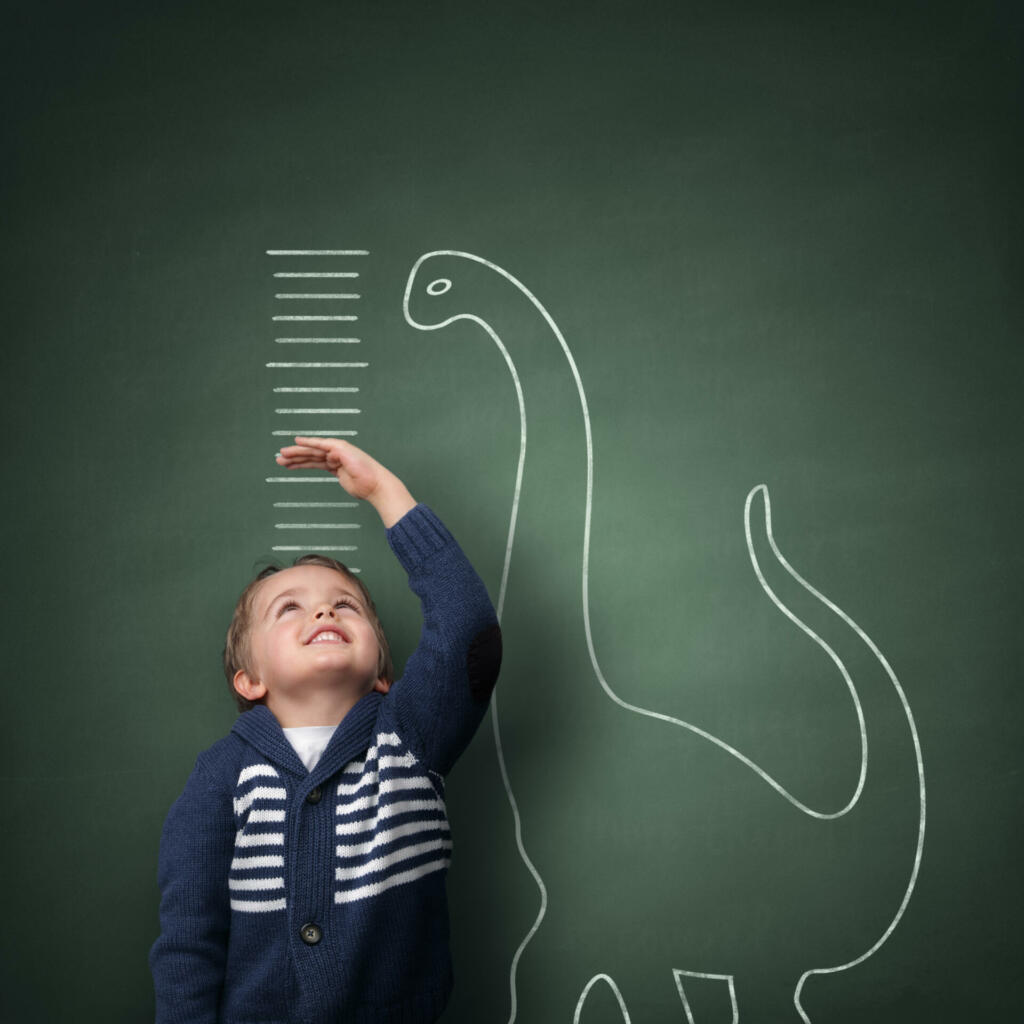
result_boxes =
[261,587,301,620]
[261,583,365,619]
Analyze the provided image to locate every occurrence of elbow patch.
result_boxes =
[466,623,502,703]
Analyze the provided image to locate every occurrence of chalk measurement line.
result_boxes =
[267,362,368,368]
[266,249,369,255]
[276,403,360,411]
[274,502,358,508]
[273,387,359,393]
[274,523,361,530]
[273,315,358,321]
[403,249,926,1024]
[274,272,359,278]
[275,293,361,300]
[265,477,345,484]
[271,429,358,437]
[275,338,361,343]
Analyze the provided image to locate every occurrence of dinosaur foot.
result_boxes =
[572,968,735,1023]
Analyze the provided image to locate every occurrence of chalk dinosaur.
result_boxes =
[402,251,926,1023]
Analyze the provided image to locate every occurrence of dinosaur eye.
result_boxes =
[426,278,452,296]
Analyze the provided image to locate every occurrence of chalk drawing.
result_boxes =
[271,430,359,437]
[273,408,362,414]
[273,523,361,530]
[265,477,341,484]
[274,272,360,278]
[273,314,358,321]
[674,971,739,1024]
[573,975,631,1024]
[273,502,358,508]
[275,292,361,299]
[265,249,369,255]
[402,250,926,1023]
[265,249,371,563]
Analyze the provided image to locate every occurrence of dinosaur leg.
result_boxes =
[673,970,738,1024]
[731,971,808,1024]
[572,973,631,1023]
[573,963,696,1024]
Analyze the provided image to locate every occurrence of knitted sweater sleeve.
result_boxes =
[149,755,235,1023]
[385,504,502,775]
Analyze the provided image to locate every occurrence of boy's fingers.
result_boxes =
[293,436,348,451]
[275,450,323,463]
[277,446,328,460]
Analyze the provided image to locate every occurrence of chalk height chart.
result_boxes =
[263,249,370,572]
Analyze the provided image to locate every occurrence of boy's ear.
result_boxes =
[372,676,391,695]
[233,669,268,703]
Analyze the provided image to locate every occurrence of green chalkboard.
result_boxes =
[3,1,1021,1022]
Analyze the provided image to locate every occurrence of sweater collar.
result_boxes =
[231,694,384,781]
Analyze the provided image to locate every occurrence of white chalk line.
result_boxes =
[273,387,359,393]
[265,249,369,255]
[571,965,739,1023]
[274,408,361,414]
[404,250,926,1024]
[274,502,358,508]
[573,975,631,1024]
[267,362,368,368]
[274,272,359,278]
[273,315,358,321]
[275,293,360,299]
[274,523,361,530]
[265,477,343,484]
[675,971,738,1024]
[275,338,361,343]
[271,430,358,437]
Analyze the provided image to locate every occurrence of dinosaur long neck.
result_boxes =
[473,288,610,734]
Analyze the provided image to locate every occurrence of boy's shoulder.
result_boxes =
[194,706,296,775]
[189,728,253,787]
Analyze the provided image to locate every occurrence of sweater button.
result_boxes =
[300,923,322,945]
[306,786,322,805]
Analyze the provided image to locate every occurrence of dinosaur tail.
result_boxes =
[744,483,926,1021]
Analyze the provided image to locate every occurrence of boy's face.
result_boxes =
[235,565,389,710]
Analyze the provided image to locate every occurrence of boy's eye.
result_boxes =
[335,598,358,611]
[277,601,300,615]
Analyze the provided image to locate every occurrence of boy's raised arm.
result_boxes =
[277,436,501,773]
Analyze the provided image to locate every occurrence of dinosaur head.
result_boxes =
[403,250,518,334]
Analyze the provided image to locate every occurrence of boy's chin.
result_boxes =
[293,669,382,693]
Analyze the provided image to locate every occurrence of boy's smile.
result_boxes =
[307,625,351,644]
[233,565,389,721]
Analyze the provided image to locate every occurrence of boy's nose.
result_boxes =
[314,604,336,619]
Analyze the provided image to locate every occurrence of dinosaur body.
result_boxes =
[403,251,925,1023]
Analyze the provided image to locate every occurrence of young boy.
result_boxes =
[149,437,502,1024]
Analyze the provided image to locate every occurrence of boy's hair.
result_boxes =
[223,554,394,712]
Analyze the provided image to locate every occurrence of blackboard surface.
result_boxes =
[3,2,1021,1022]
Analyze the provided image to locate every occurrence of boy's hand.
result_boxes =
[276,437,386,502]
[276,437,417,528]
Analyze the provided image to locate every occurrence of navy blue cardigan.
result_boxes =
[150,505,501,1023]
